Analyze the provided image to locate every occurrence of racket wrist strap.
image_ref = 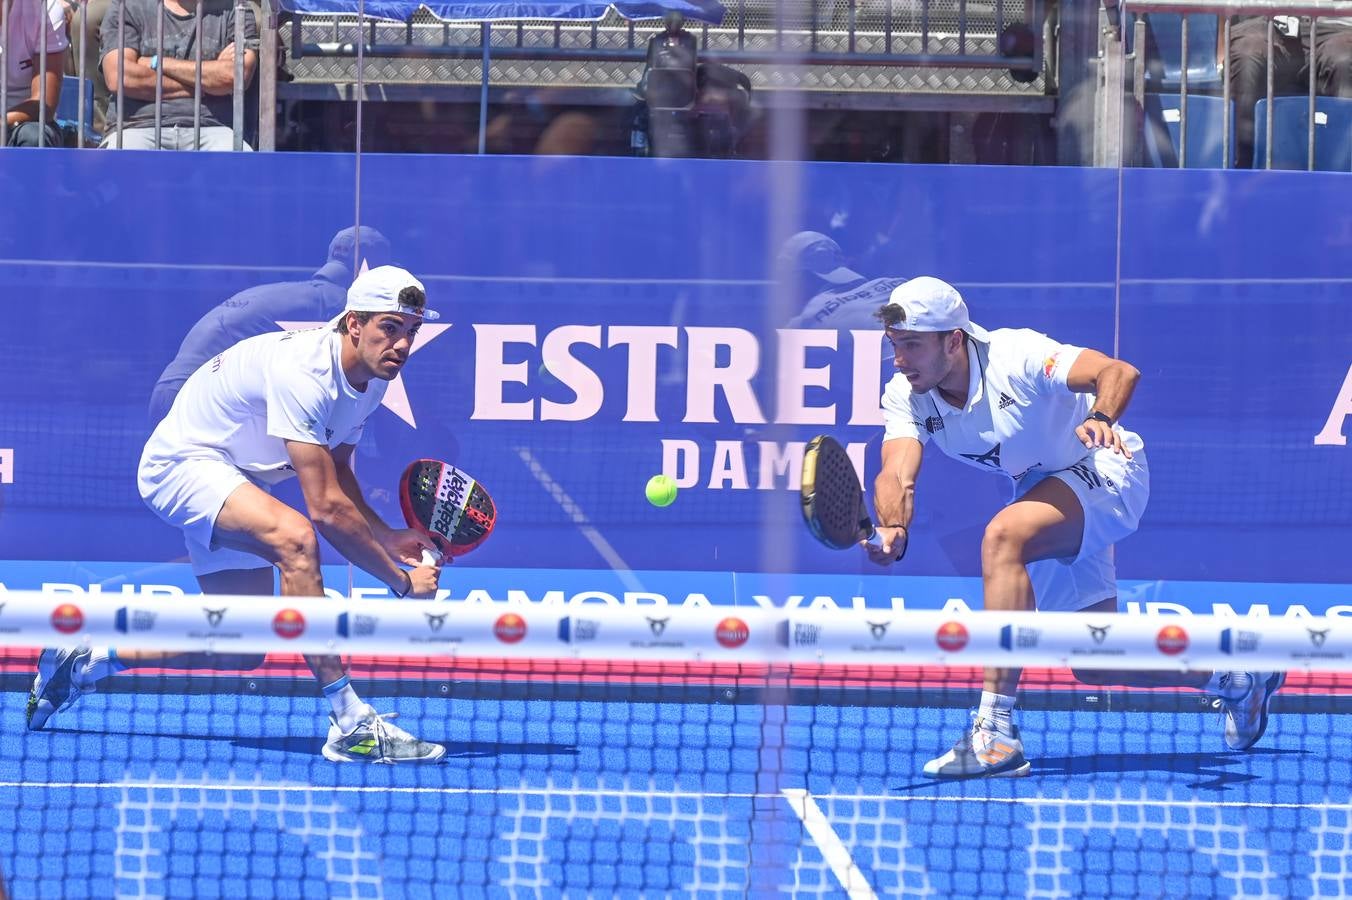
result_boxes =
[392,570,413,598]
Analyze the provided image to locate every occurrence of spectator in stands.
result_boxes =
[635,11,752,159]
[62,0,110,136]
[98,0,258,150]
[1230,15,1352,168]
[150,225,393,423]
[640,11,699,158]
[3,0,68,147]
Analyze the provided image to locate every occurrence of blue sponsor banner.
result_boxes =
[0,153,1347,603]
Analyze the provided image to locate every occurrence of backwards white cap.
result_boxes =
[882,276,989,342]
[331,265,439,325]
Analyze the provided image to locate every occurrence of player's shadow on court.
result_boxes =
[225,734,580,759]
[1033,748,1308,790]
[889,749,1307,793]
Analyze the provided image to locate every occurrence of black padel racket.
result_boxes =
[800,435,903,558]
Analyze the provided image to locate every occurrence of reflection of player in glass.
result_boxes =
[149,225,392,425]
[869,277,1284,779]
[780,230,906,331]
[29,267,447,764]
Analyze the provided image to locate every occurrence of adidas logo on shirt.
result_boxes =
[998,392,1017,410]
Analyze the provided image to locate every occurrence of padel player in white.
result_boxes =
[868,277,1285,778]
[28,266,448,764]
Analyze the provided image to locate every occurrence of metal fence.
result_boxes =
[0,0,257,149]
[1099,0,1352,169]
[2,0,1048,152]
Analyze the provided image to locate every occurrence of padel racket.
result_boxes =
[800,435,905,559]
[399,459,498,563]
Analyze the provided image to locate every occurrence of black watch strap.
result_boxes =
[1086,410,1114,426]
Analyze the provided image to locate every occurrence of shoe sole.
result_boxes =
[925,758,1032,779]
[1231,671,1287,752]
[322,744,447,764]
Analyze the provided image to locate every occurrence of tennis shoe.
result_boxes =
[322,705,446,764]
[1216,671,1286,751]
[923,713,1031,779]
[26,647,95,731]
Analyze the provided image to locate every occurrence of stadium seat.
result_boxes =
[1252,96,1352,171]
[1143,94,1234,168]
[55,75,100,147]
[1129,13,1223,91]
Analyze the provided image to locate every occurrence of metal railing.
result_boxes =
[2,0,1050,152]
[1099,0,1352,168]
[289,0,1045,72]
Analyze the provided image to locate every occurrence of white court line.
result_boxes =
[0,781,765,796]
[782,788,879,900]
[2,780,1348,812]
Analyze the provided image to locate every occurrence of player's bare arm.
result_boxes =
[1067,349,1141,457]
[866,436,923,566]
[331,445,444,596]
[286,439,427,597]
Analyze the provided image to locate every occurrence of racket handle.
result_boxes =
[863,520,905,561]
[420,546,443,567]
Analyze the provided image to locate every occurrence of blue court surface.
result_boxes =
[1,687,1347,899]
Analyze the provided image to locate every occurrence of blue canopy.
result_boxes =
[277,0,724,23]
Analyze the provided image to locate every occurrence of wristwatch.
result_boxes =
[1085,410,1114,426]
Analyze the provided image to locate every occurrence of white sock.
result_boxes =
[977,691,1017,735]
[322,676,368,730]
[75,649,126,689]
[1205,671,1252,700]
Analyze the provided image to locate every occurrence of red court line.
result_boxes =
[2,649,1348,694]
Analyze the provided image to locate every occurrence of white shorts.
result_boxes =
[1014,443,1150,613]
[137,452,273,576]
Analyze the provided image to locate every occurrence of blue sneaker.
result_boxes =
[26,647,94,731]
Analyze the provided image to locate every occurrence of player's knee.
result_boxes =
[981,518,1028,568]
[271,521,320,573]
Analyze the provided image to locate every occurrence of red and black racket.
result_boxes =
[399,459,498,562]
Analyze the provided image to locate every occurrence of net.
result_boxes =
[1,592,1348,898]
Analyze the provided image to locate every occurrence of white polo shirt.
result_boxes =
[1,0,69,116]
[143,327,386,485]
[881,328,1144,483]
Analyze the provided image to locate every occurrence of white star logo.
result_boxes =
[275,319,451,428]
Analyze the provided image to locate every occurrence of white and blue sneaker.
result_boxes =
[1216,671,1286,751]
[26,647,95,731]
[924,713,1032,779]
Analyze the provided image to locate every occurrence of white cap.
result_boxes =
[882,276,989,342]
[331,265,439,325]
[778,230,864,285]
